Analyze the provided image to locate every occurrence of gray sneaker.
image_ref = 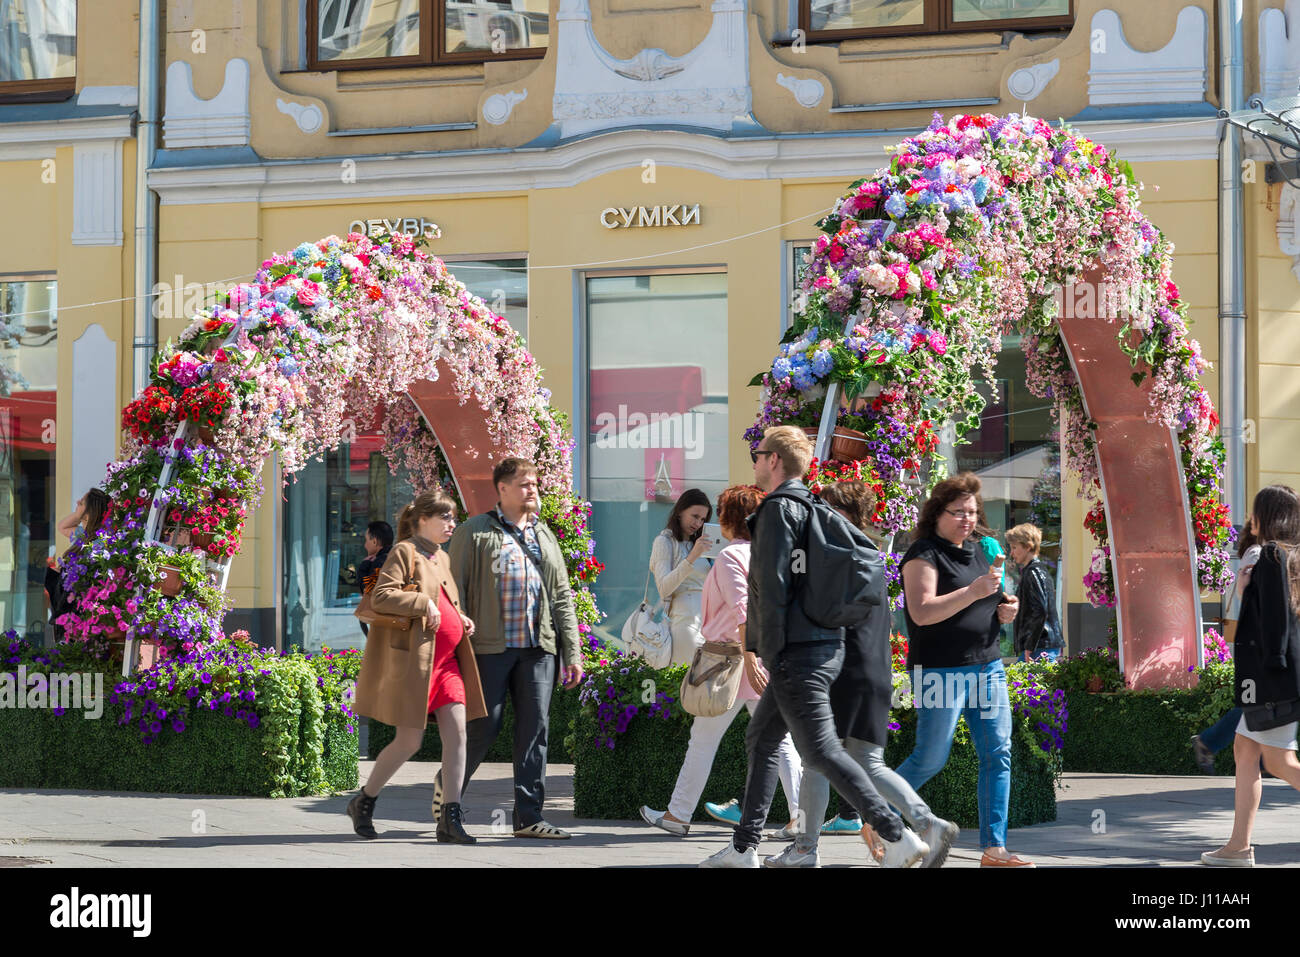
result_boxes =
[640,805,689,836]
[766,822,799,842]
[920,818,960,868]
[764,843,821,868]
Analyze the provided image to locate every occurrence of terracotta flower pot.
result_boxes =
[190,532,214,550]
[158,565,184,597]
[802,426,869,464]
[197,426,215,445]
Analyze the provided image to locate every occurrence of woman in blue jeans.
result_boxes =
[897,472,1034,867]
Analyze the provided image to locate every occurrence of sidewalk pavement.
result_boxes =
[1,765,1297,868]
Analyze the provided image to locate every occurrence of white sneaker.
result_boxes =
[766,823,799,842]
[920,817,959,868]
[700,843,761,868]
[764,843,821,868]
[639,805,689,837]
[881,828,929,868]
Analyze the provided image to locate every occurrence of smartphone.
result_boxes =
[701,522,726,560]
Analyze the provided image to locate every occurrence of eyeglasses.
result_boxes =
[750,449,776,464]
[944,508,979,520]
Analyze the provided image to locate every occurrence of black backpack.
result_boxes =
[763,486,886,628]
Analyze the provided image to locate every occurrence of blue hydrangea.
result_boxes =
[884,193,907,218]
[279,357,300,376]
[771,357,793,380]
[790,367,817,391]
[971,175,990,203]
[293,242,316,262]
[810,348,833,378]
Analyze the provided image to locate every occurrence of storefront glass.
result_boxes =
[0,278,57,641]
[282,426,415,653]
[584,270,728,642]
[444,257,528,341]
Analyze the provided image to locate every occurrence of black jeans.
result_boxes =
[462,646,557,830]
[734,640,905,850]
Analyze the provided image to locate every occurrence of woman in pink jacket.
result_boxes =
[639,485,802,837]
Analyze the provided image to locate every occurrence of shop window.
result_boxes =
[0,0,76,102]
[583,270,729,643]
[282,426,416,652]
[801,0,1071,41]
[441,256,528,342]
[0,277,57,642]
[308,0,548,70]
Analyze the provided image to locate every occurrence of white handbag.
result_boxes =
[621,568,674,670]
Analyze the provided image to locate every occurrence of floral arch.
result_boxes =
[56,230,603,673]
[748,113,1231,691]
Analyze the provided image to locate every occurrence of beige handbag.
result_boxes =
[679,641,745,718]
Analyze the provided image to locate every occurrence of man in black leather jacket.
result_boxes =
[700,426,924,868]
[1007,524,1063,661]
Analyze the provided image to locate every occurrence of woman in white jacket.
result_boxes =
[649,488,714,667]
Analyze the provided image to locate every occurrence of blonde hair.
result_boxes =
[397,488,458,542]
[1006,523,1042,557]
[763,426,814,480]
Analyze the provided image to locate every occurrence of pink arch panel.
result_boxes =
[1057,269,1202,690]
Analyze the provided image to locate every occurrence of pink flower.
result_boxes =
[928,332,947,355]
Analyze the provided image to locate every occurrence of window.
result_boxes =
[0,277,57,642]
[308,0,548,70]
[282,426,416,652]
[784,241,814,334]
[801,0,1071,41]
[440,256,528,342]
[0,0,76,101]
[582,270,729,644]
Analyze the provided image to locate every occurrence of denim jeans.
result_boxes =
[733,640,904,851]
[795,737,935,851]
[896,659,1012,849]
[1200,706,1244,755]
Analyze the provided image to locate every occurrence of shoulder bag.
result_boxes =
[355,544,423,647]
[621,566,674,670]
[679,641,744,717]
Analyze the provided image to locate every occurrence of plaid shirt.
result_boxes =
[495,508,543,649]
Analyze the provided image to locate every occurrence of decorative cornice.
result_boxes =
[0,113,134,160]
[148,118,1220,206]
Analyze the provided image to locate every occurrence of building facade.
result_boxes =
[2,0,1297,652]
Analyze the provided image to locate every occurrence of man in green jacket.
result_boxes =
[443,457,584,838]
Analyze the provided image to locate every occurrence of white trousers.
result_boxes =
[667,698,802,822]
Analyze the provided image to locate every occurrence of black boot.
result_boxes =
[437,802,477,845]
[347,787,378,840]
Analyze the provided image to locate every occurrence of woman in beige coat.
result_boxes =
[348,489,487,844]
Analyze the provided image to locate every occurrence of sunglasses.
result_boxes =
[750,449,776,464]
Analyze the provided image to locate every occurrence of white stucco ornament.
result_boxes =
[1007,59,1059,102]
[483,89,529,125]
[551,0,753,137]
[163,58,251,148]
[276,98,325,134]
[1259,0,1300,101]
[776,73,824,108]
[1087,6,1207,106]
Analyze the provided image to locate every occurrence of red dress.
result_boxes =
[427,586,466,714]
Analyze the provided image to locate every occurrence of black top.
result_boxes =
[1234,542,1300,708]
[902,535,1003,669]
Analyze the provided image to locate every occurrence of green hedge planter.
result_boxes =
[570,706,1058,829]
[1060,689,1236,776]
[367,686,581,765]
[0,636,360,797]
[0,703,357,796]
